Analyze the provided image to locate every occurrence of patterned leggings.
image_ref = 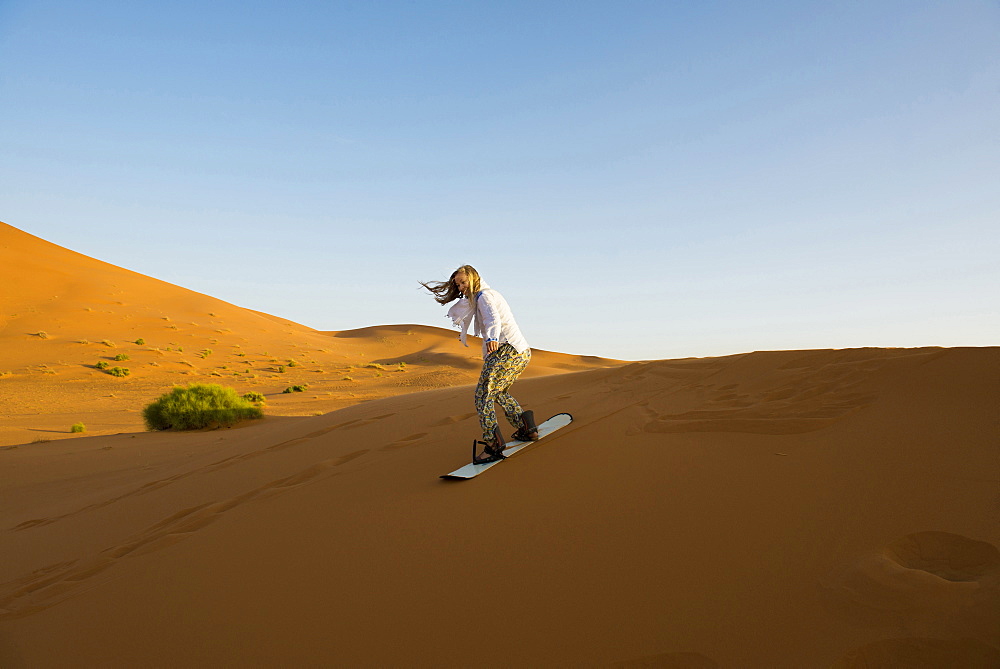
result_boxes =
[475,343,531,441]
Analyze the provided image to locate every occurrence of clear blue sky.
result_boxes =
[2,1,997,359]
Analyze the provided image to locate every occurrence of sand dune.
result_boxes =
[2,342,997,667]
[0,222,621,447]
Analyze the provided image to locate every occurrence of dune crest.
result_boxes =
[0,222,621,446]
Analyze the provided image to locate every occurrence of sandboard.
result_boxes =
[440,413,573,480]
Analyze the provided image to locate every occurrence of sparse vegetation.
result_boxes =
[32,437,51,444]
[199,349,213,359]
[35,331,50,339]
[143,383,264,431]
[277,365,285,373]
[398,362,407,371]
[282,384,308,393]
[71,423,86,433]
[135,338,145,345]
[95,361,110,370]
[108,367,130,377]
[114,353,130,361]
[101,339,115,347]
[288,359,298,367]
[342,376,353,381]
[78,339,91,345]
[366,363,384,370]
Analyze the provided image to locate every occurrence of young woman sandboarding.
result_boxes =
[421,265,538,464]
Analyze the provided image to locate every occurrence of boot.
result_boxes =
[472,426,507,464]
[511,410,538,442]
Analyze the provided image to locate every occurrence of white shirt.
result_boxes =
[446,282,530,358]
[475,288,529,357]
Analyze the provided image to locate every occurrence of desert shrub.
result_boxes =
[101,339,115,347]
[242,391,265,403]
[288,359,298,367]
[135,338,145,345]
[366,363,384,370]
[198,348,213,359]
[35,331,50,339]
[277,365,285,373]
[143,383,264,431]
[114,353,130,361]
[282,384,308,393]
[342,376,353,381]
[95,361,110,370]
[71,422,86,433]
[397,361,407,370]
[108,367,130,377]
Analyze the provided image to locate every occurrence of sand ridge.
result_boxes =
[0,222,622,447]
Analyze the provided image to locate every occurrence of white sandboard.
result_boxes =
[440,413,573,480]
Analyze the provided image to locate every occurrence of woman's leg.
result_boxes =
[475,344,531,442]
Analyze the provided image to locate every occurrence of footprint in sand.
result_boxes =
[382,433,428,451]
[821,531,1000,646]
[432,412,476,427]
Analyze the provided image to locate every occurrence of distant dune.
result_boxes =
[0,222,621,447]
[1,222,997,667]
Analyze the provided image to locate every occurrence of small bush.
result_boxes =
[101,339,115,347]
[342,376,353,381]
[288,359,298,367]
[242,391,265,403]
[277,365,285,373]
[198,348,213,359]
[366,363,384,370]
[114,353,130,361]
[71,422,86,433]
[95,361,110,370]
[35,331,50,339]
[135,338,145,345]
[143,383,264,431]
[282,384,308,393]
[398,362,407,370]
[108,367,130,377]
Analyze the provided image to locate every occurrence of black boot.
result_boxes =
[511,410,538,442]
[472,426,507,465]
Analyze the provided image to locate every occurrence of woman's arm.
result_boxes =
[478,291,502,353]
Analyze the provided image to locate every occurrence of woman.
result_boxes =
[421,265,538,464]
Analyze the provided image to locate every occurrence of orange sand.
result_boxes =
[1,222,998,667]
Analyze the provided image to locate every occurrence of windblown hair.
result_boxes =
[420,265,482,305]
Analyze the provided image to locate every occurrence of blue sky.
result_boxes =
[2,1,997,360]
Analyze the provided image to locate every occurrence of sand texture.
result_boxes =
[1,223,998,667]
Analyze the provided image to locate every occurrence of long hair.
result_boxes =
[420,265,482,305]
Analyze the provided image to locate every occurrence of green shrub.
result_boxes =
[108,367,130,377]
[366,363,384,370]
[242,391,265,403]
[198,348,213,359]
[114,353,130,361]
[71,422,86,433]
[95,361,110,370]
[135,338,145,345]
[282,384,308,394]
[143,383,264,431]
[277,365,285,373]
[288,359,298,367]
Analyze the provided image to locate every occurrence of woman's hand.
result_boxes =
[486,340,499,354]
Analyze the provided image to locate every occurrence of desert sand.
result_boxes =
[1,222,998,667]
